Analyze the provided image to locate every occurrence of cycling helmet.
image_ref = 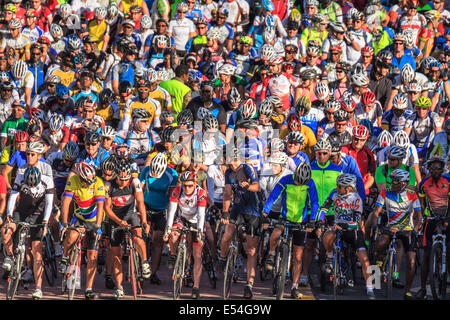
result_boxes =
[402,29,414,48]
[269,55,284,65]
[393,130,410,149]
[295,96,311,116]
[336,173,357,189]
[197,107,211,121]
[206,27,221,40]
[99,88,115,106]
[62,141,79,161]
[270,152,289,165]
[361,91,376,106]
[267,95,283,109]
[101,155,116,174]
[306,0,319,7]
[293,160,312,186]
[236,118,258,130]
[329,21,346,33]
[328,135,342,154]
[259,99,273,117]
[422,56,437,70]
[114,143,131,159]
[260,44,276,60]
[263,27,276,43]
[241,98,257,119]
[78,161,96,185]
[119,81,133,96]
[188,69,202,83]
[160,126,177,143]
[423,9,440,22]
[160,111,175,125]
[177,109,194,126]
[425,155,446,169]
[228,87,242,105]
[48,113,64,132]
[116,161,132,180]
[176,2,189,12]
[82,98,97,110]
[47,74,61,84]
[218,63,236,76]
[313,13,326,24]
[314,139,332,152]
[414,96,431,109]
[388,145,406,159]
[325,98,341,112]
[392,32,404,42]
[240,36,253,46]
[203,114,218,131]
[315,82,330,101]
[392,93,408,110]
[400,63,415,83]
[0,80,13,90]
[179,170,196,182]
[24,166,41,188]
[8,19,21,30]
[101,125,116,138]
[347,8,359,21]
[361,46,374,55]
[287,130,305,144]
[352,125,369,139]
[333,109,349,123]
[271,138,285,153]
[341,97,356,113]
[262,0,275,11]
[306,45,320,56]
[0,72,10,82]
[132,108,151,122]
[27,141,45,154]
[85,131,100,144]
[58,3,71,18]
[14,130,29,143]
[351,73,369,86]
[286,113,301,131]
[150,152,168,178]
[389,169,410,183]
[153,34,170,48]
[12,60,28,79]
[377,130,393,148]
[66,35,81,51]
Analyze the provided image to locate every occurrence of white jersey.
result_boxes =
[206,164,225,204]
[168,18,196,51]
[346,29,372,66]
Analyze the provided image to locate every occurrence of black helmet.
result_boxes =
[327,135,342,154]
[99,88,115,106]
[160,126,177,143]
[119,80,133,95]
[115,160,132,180]
[177,109,194,126]
[24,166,41,187]
[85,130,100,144]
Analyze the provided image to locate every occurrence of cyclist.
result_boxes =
[217,147,261,299]
[105,161,151,299]
[366,169,422,300]
[2,166,53,300]
[164,170,207,299]
[75,130,110,171]
[317,173,375,299]
[59,161,106,300]
[0,100,29,153]
[1,130,28,189]
[416,156,450,299]
[262,160,319,299]
[139,152,177,285]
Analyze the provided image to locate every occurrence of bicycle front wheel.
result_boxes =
[223,246,236,300]
[6,253,22,300]
[67,247,81,300]
[386,250,394,300]
[202,243,217,289]
[429,242,447,300]
[275,243,289,300]
[332,249,340,300]
[43,236,58,287]
[172,247,185,300]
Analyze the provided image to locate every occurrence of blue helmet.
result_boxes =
[56,84,69,100]
[359,119,373,136]
[262,0,274,11]
[24,166,41,187]
[49,113,65,131]
[265,15,276,29]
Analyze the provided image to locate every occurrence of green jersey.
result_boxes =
[1,116,28,147]
[375,164,416,189]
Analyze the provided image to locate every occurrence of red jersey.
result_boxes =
[342,143,376,193]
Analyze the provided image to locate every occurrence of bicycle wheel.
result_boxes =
[429,242,447,300]
[386,250,394,300]
[202,243,217,289]
[275,243,289,300]
[223,246,236,300]
[129,247,139,300]
[332,249,340,300]
[6,253,22,300]
[271,247,282,295]
[318,242,327,292]
[67,247,81,300]
[172,247,185,300]
[259,233,270,281]
[43,235,58,287]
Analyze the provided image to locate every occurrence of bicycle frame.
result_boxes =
[431,218,447,275]
[62,227,85,300]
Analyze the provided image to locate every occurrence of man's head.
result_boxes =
[12,100,25,119]
[77,161,97,187]
[333,109,349,134]
[389,168,409,192]
[132,108,151,132]
[351,125,369,151]
[25,9,38,27]
[314,139,332,165]
[175,64,190,83]
[122,19,135,35]
[387,145,406,170]
[84,130,100,156]
[26,141,45,166]
[4,4,17,22]
[286,131,305,156]
[414,96,431,119]
[0,81,13,100]
[336,173,357,195]
[8,18,21,38]
[269,152,288,175]
[137,81,150,100]
[426,156,446,180]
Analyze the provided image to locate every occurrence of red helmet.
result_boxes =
[352,125,369,139]
[14,130,29,142]
[361,91,376,106]
[340,98,356,112]
[179,170,196,182]
[361,46,374,55]
[287,113,301,131]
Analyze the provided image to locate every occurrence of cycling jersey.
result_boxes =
[260,168,293,214]
[376,144,419,167]
[76,148,110,170]
[319,2,343,23]
[105,178,142,217]
[310,160,342,207]
[139,165,178,211]
[381,109,413,133]
[206,164,226,205]
[263,173,319,223]
[398,13,426,45]
[116,129,154,167]
[0,34,31,59]
[317,190,363,224]
[405,111,441,150]
[260,72,299,111]
[375,164,416,189]
[376,188,421,231]
[0,117,29,147]
[341,144,376,191]
[418,175,450,217]
[149,86,173,112]
[46,151,73,194]
[49,68,75,88]
[159,78,191,115]
[167,185,207,230]
[63,175,106,222]
[121,96,161,131]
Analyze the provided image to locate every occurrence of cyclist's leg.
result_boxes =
[300,234,317,279]
[322,229,336,253]
[244,215,261,285]
[168,221,182,256]
[291,230,307,285]
[148,209,165,275]
[420,219,435,290]
[128,214,147,261]
[31,239,44,289]
[374,233,390,261]
[219,210,240,260]
[1,219,17,257]
[82,220,99,291]
[204,220,216,261]
[191,231,203,289]
[400,232,417,293]
[109,225,124,288]
[346,230,371,283]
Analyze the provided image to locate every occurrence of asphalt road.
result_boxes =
[0,246,447,301]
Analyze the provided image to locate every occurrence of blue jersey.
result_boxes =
[338,154,366,200]
[290,151,309,167]
[76,148,110,170]
[8,151,28,168]
[139,166,178,210]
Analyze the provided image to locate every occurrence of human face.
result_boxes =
[201,86,213,102]
[407,91,420,102]
[186,0,195,8]
[12,106,24,119]
[306,5,317,15]
[362,53,372,63]
[306,53,318,66]
[10,27,20,38]
[138,86,150,100]
[334,31,345,40]
[407,6,417,16]
[330,51,340,62]
[287,28,298,38]
[47,82,56,94]
[337,184,351,196]
[417,106,429,119]
[197,23,207,35]
[316,150,330,165]
[217,15,226,25]
[325,109,335,121]
[336,68,345,80]
[26,151,40,166]
[122,24,133,34]
[85,141,99,156]
[390,179,405,192]
[0,87,12,100]
[351,136,367,151]
[329,152,341,165]
[15,141,27,151]
[270,163,283,175]
[135,119,149,132]
[429,162,444,180]
[178,9,187,18]
[335,122,347,134]
[387,156,401,169]
[352,19,363,31]
[269,63,282,74]
[31,49,41,62]
[433,0,443,9]
[31,0,40,9]
[181,182,196,195]
[286,140,301,156]
[429,69,440,81]
[83,108,95,119]
[26,15,36,27]
[393,40,404,53]
[101,136,113,150]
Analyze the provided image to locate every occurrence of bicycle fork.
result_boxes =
[433,234,447,275]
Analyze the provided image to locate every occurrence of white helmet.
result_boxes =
[101,125,116,138]
[27,141,45,154]
[12,60,28,79]
[294,161,312,186]
[67,35,81,51]
[259,99,273,117]
[267,95,283,109]
[393,130,410,149]
[400,63,415,83]
[50,24,64,40]
[306,0,319,7]
[422,56,437,70]
[270,152,289,165]
[241,99,257,119]
[260,44,275,60]
[140,15,152,29]
[402,30,414,48]
[176,2,188,12]
[347,8,359,21]
[325,98,341,112]
[315,82,330,101]
[95,6,107,19]
[377,130,393,148]
[62,141,79,160]
[197,107,211,121]
[389,169,410,183]
[306,45,320,56]
[48,113,65,132]
[206,27,221,40]
[150,153,168,179]
[107,3,119,18]
[351,73,369,86]
[153,34,169,48]
[58,4,72,18]
[271,138,285,153]
[392,93,408,110]
[202,114,218,131]
[218,63,236,76]
[336,173,357,188]
[263,27,276,43]
[8,19,21,30]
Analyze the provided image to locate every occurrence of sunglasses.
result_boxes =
[47,83,56,87]
[388,157,399,161]
[331,52,340,55]
[362,55,371,58]
[336,69,344,73]
[198,26,207,29]
[2,88,13,92]
[182,183,195,188]
[86,142,98,146]
[285,49,295,53]
[101,136,113,140]
[123,25,133,29]
[26,152,38,157]
[326,111,335,115]
[178,11,187,13]
[317,151,329,156]
[307,54,317,58]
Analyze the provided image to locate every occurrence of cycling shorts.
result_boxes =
[12,211,45,243]
[381,230,417,253]
[230,210,262,238]
[146,206,166,232]
[172,217,203,244]
[71,218,98,251]
[274,221,307,247]
[110,211,141,247]
[422,218,450,248]
[338,229,367,252]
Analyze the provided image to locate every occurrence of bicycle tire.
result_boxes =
[172,247,185,300]
[386,250,394,300]
[6,252,22,300]
[275,243,289,300]
[223,246,236,300]
[429,242,447,300]
[332,248,340,300]
[271,247,282,295]
[43,235,57,287]
[202,243,217,289]
[67,246,81,300]
[134,249,143,294]
[129,247,138,300]
[259,233,270,281]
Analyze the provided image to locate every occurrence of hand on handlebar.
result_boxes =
[118,220,129,228]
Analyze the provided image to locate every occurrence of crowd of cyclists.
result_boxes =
[0,0,448,301]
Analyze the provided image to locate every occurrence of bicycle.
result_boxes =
[379,226,398,300]
[113,225,144,300]
[428,215,449,300]
[223,223,247,300]
[271,220,307,300]
[330,222,358,300]
[42,231,58,287]
[6,221,45,300]
[258,218,274,282]
[171,224,199,300]
[202,234,217,289]
[61,227,85,300]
